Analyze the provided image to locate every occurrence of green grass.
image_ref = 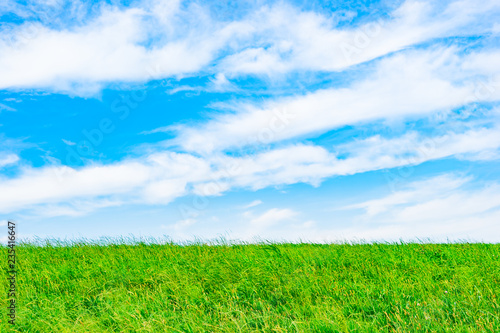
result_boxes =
[2,241,500,332]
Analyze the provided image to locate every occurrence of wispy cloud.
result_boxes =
[61,139,76,146]
[0,154,19,168]
[172,47,500,153]
[2,117,500,217]
[0,103,16,112]
[248,208,297,228]
[334,174,500,242]
[243,200,263,209]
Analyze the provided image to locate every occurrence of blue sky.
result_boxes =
[1,0,500,242]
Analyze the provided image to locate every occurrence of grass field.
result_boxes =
[2,241,499,332]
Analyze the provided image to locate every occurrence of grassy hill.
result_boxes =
[2,241,499,332]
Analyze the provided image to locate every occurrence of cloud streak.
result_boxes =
[172,47,500,153]
[2,118,500,217]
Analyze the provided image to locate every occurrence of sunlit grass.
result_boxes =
[2,239,499,332]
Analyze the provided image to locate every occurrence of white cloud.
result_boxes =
[0,154,19,168]
[0,152,209,214]
[0,2,246,95]
[0,162,149,213]
[208,73,236,92]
